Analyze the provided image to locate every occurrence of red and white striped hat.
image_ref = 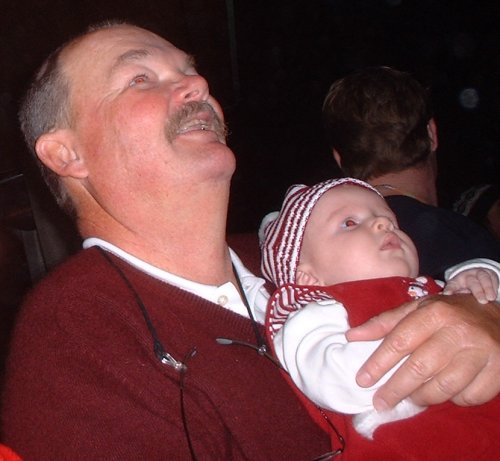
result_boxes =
[259,177,380,286]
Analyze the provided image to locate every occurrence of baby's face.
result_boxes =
[297,185,419,286]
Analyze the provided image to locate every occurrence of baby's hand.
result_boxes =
[443,268,499,304]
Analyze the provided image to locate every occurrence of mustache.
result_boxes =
[166,101,228,142]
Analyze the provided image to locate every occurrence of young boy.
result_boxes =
[259,177,500,458]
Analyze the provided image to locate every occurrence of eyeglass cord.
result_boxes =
[97,247,200,459]
[97,247,187,369]
[219,264,345,460]
[98,247,344,460]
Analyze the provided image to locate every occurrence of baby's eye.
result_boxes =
[342,218,358,228]
[129,74,149,87]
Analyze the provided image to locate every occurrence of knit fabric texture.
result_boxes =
[1,246,331,460]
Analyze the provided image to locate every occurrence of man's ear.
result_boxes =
[296,265,321,286]
[427,118,439,152]
[35,129,88,179]
[333,149,342,168]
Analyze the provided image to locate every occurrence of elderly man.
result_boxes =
[2,22,500,460]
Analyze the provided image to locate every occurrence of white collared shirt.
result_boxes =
[83,238,270,323]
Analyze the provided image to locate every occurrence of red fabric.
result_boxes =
[323,276,443,327]
[267,276,500,460]
[1,246,330,460]
[0,445,22,461]
[265,277,442,341]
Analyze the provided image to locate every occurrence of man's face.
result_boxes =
[60,25,234,213]
[298,185,419,286]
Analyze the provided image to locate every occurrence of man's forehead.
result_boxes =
[63,25,180,71]
[110,47,195,74]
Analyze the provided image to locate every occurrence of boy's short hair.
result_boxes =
[322,66,433,180]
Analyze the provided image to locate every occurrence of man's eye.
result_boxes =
[342,218,357,228]
[130,74,148,86]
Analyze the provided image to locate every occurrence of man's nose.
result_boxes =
[174,74,210,102]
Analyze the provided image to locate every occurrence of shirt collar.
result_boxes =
[83,237,269,323]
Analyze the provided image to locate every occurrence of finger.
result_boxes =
[355,299,435,388]
[450,362,500,406]
[370,313,459,410]
[442,278,460,295]
[467,277,488,304]
[408,349,481,407]
[477,270,498,302]
[346,299,419,342]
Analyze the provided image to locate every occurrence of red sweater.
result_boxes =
[1,245,331,460]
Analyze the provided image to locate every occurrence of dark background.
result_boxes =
[1,0,499,234]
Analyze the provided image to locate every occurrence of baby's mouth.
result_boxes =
[380,232,401,250]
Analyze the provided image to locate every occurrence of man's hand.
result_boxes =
[346,294,500,411]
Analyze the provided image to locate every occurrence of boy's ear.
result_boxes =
[333,149,342,168]
[296,266,321,286]
[427,118,439,152]
[35,129,88,179]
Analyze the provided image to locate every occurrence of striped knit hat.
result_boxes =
[259,177,380,286]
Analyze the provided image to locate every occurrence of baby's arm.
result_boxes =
[443,259,500,304]
[274,300,425,437]
[274,299,387,413]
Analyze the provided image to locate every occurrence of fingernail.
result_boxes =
[357,371,372,387]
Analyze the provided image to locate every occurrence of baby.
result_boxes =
[259,177,500,443]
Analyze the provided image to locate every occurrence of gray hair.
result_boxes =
[19,44,74,215]
[18,20,128,217]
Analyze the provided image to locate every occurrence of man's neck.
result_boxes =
[77,184,235,286]
[368,166,438,206]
